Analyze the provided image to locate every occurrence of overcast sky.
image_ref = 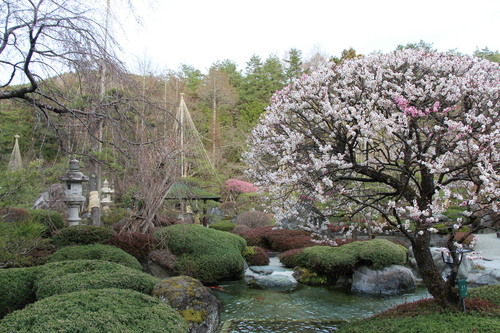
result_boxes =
[116,0,500,74]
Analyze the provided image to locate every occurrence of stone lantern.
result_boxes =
[61,159,89,226]
[100,179,114,214]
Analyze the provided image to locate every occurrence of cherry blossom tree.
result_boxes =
[245,50,500,308]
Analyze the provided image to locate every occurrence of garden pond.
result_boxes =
[213,257,431,333]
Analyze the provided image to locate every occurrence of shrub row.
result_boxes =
[52,225,115,247]
[155,224,246,284]
[238,226,318,251]
[46,244,142,270]
[280,239,407,277]
[0,288,188,333]
[209,219,236,232]
[34,260,160,300]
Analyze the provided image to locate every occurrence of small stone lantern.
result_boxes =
[61,159,89,226]
[100,179,114,214]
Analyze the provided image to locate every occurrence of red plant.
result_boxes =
[245,246,270,266]
[239,226,317,251]
[0,207,31,223]
[225,179,258,194]
[105,232,157,261]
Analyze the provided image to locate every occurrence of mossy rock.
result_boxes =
[293,267,328,285]
[46,244,142,270]
[0,288,188,333]
[35,260,159,299]
[152,275,221,332]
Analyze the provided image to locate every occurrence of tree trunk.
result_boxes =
[411,233,460,308]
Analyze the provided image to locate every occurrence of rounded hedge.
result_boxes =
[51,225,115,247]
[46,244,142,270]
[0,267,38,318]
[155,224,246,284]
[209,219,236,231]
[0,288,188,333]
[280,239,407,277]
[34,260,159,299]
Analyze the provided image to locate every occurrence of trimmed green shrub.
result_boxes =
[280,239,407,277]
[105,232,157,261]
[155,224,246,284]
[209,219,236,231]
[0,288,188,333]
[27,209,64,236]
[469,284,500,306]
[46,244,142,270]
[34,260,160,299]
[0,267,38,318]
[0,219,47,268]
[243,246,270,266]
[51,225,115,247]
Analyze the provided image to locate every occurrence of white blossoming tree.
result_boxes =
[245,50,500,308]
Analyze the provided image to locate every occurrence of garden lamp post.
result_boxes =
[61,159,89,226]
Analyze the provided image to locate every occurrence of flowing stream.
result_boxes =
[213,257,430,332]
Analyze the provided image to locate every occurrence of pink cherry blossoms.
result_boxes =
[245,50,499,237]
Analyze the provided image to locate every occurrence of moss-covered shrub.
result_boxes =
[52,225,115,247]
[280,239,407,278]
[236,211,273,229]
[240,226,317,251]
[243,246,270,266]
[104,232,157,261]
[34,260,159,299]
[155,224,246,284]
[27,209,64,236]
[209,219,236,232]
[0,267,38,318]
[469,284,500,306]
[46,244,142,270]
[0,288,188,333]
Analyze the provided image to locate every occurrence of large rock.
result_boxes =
[152,276,221,333]
[408,246,472,280]
[351,265,416,295]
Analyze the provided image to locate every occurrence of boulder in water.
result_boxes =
[351,265,416,295]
